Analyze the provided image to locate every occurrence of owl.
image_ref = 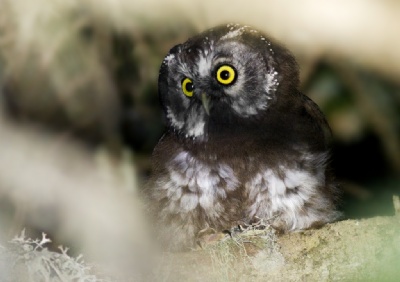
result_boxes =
[146,24,341,251]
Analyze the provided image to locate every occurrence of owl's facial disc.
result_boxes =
[179,62,239,116]
[159,24,296,140]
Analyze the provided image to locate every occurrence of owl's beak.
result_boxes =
[201,93,211,115]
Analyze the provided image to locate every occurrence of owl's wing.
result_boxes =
[301,94,333,147]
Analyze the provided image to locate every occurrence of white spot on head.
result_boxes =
[164,54,175,64]
[265,68,279,94]
[221,27,245,40]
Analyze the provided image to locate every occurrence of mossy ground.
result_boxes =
[154,215,400,281]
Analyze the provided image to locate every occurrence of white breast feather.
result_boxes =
[163,151,239,215]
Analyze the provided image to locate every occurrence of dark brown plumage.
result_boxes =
[146,24,341,250]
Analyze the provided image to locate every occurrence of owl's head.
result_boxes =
[158,24,299,140]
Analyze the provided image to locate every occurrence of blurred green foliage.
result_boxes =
[302,60,400,217]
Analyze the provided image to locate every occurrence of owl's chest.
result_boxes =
[160,145,308,212]
[163,150,242,215]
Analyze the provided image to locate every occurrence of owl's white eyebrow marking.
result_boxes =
[197,54,211,77]
[196,35,215,77]
[177,61,192,77]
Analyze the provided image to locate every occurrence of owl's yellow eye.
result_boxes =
[181,77,194,97]
[216,65,236,85]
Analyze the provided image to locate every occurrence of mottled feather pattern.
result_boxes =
[146,24,341,250]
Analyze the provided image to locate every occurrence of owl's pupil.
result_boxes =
[185,82,194,92]
[221,70,230,79]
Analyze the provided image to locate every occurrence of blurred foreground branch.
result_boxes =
[0,112,151,279]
